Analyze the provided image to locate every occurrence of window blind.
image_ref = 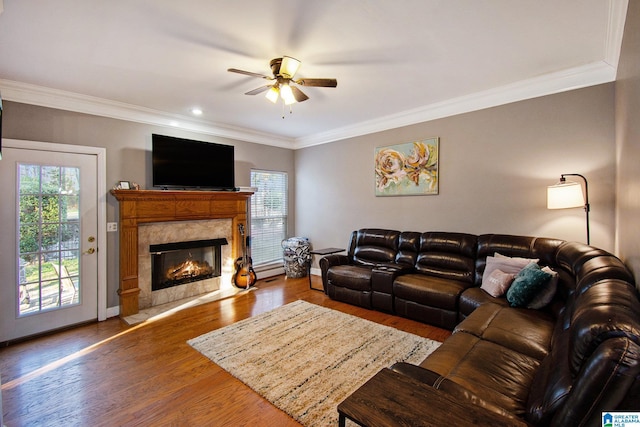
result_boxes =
[250,170,288,266]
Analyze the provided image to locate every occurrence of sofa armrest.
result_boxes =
[319,254,351,294]
[371,264,414,294]
[319,254,350,270]
[389,361,441,385]
[390,362,521,422]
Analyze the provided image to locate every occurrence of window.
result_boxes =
[250,170,288,266]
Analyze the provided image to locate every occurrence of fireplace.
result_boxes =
[150,238,227,291]
[137,219,233,309]
[111,189,253,317]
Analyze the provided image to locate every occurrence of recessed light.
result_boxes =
[191,107,203,116]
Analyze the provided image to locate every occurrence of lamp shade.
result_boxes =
[280,83,296,105]
[547,181,585,209]
[280,56,301,78]
[265,86,279,103]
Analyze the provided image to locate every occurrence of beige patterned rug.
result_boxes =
[188,300,440,426]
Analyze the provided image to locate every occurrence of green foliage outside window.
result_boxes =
[18,165,79,262]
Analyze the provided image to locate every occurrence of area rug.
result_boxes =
[188,300,441,426]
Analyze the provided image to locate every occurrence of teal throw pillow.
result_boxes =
[506,263,552,307]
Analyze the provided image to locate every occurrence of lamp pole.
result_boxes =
[560,173,590,245]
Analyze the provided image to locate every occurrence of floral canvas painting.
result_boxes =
[375,138,439,196]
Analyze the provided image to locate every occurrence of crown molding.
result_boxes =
[605,0,628,68]
[0,60,617,152]
[293,61,617,149]
[0,79,296,149]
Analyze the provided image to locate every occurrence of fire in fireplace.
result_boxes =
[150,238,228,291]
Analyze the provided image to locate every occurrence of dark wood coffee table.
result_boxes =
[337,368,529,427]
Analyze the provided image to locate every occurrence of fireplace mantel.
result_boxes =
[110,189,253,317]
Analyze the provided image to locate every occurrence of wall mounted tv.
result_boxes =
[152,134,236,190]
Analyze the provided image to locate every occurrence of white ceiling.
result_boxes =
[0,0,628,149]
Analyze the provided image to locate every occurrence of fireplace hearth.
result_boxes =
[150,238,227,291]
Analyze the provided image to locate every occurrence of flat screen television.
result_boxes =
[152,134,235,190]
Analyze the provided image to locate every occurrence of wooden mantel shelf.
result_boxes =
[110,189,253,317]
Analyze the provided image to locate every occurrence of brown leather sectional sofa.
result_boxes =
[320,228,640,426]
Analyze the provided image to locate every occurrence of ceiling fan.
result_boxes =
[228,56,337,105]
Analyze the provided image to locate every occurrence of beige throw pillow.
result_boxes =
[481,268,516,297]
[482,253,538,284]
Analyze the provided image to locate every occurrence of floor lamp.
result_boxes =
[547,174,590,245]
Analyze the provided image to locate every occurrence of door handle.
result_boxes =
[84,247,96,255]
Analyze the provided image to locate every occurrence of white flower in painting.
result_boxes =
[375,149,406,190]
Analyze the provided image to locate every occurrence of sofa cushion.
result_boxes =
[506,263,552,307]
[327,265,373,291]
[454,303,554,361]
[475,234,564,286]
[415,232,477,284]
[459,287,509,319]
[352,228,400,266]
[418,332,542,416]
[393,274,468,311]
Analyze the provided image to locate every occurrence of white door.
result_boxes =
[0,144,100,342]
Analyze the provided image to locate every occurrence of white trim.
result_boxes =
[605,0,629,69]
[293,61,617,149]
[3,138,109,322]
[0,80,295,149]
[1,60,618,151]
[256,266,285,280]
[106,306,120,319]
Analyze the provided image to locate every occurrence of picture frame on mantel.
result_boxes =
[374,137,439,196]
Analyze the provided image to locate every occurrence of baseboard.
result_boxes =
[106,305,120,319]
[255,266,285,280]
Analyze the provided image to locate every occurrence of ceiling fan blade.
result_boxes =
[244,85,271,95]
[295,78,337,87]
[291,86,309,103]
[228,68,273,79]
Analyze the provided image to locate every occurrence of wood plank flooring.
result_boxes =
[0,275,451,426]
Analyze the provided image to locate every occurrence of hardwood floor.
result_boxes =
[0,275,450,426]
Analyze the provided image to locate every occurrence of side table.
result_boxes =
[308,247,344,291]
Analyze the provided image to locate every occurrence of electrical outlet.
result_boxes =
[107,222,118,232]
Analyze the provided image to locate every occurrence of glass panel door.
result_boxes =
[0,146,98,342]
[18,164,81,315]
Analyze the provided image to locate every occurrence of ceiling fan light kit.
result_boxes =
[228,55,337,111]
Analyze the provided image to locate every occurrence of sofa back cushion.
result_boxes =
[349,228,400,266]
[475,234,564,287]
[414,232,477,285]
[396,231,421,266]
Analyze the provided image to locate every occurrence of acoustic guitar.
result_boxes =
[233,223,257,289]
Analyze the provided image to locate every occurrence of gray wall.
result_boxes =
[3,102,296,308]
[616,0,640,286]
[2,65,627,307]
[295,84,617,267]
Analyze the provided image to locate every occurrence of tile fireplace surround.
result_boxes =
[138,219,231,309]
[110,189,253,317]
